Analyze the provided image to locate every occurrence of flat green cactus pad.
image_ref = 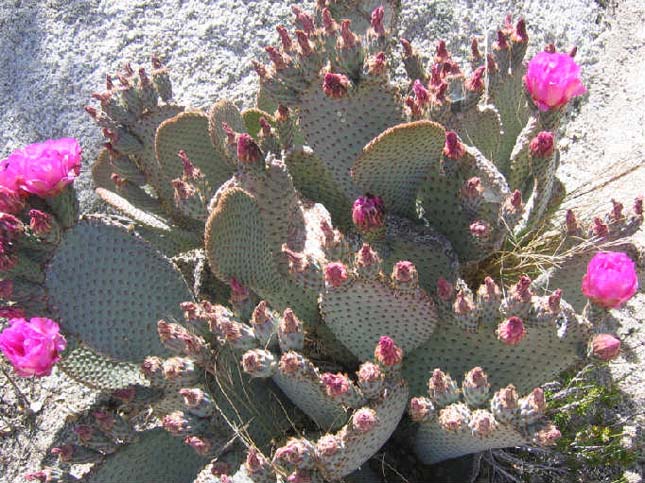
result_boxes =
[45,216,192,362]
[86,428,206,483]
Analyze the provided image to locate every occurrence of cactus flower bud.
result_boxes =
[496,316,526,345]
[276,25,293,51]
[171,178,195,201]
[273,438,315,468]
[162,411,191,436]
[524,52,586,111]
[633,195,643,216]
[453,289,475,315]
[321,8,337,35]
[565,209,579,234]
[470,38,482,59]
[428,368,459,406]
[322,72,350,99]
[548,289,562,313]
[246,447,270,474]
[324,262,348,288]
[392,260,418,288]
[413,79,430,107]
[316,435,341,457]
[0,187,24,214]
[409,397,435,422]
[0,213,23,240]
[340,20,358,49]
[469,410,497,438]
[512,18,528,43]
[237,134,263,164]
[438,404,468,432]
[355,243,380,273]
[279,351,302,374]
[321,372,350,397]
[529,131,555,158]
[581,252,638,308]
[370,6,385,36]
[291,6,315,34]
[590,333,621,361]
[352,408,378,433]
[184,436,212,456]
[436,277,454,301]
[295,30,313,56]
[242,349,276,378]
[28,210,52,236]
[591,217,609,237]
[374,335,403,367]
[534,423,561,446]
[443,131,465,159]
[494,30,508,50]
[265,46,290,71]
[367,52,387,76]
[611,199,624,221]
[464,65,486,92]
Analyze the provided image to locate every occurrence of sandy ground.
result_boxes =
[0,0,643,481]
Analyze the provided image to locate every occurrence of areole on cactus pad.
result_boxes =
[0,1,642,482]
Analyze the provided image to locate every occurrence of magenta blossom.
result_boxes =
[581,252,638,308]
[0,138,81,198]
[523,52,587,111]
[0,317,66,377]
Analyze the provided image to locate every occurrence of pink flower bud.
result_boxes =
[340,20,358,49]
[279,352,301,374]
[367,52,387,76]
[453,289,475,315]
[321,372,350,397]
[322,72,350,99]
[469,410,497,437]
[443,131,465,159]
[438,405,467,432]
[374,335,403,366]
[295,30,313,56]
[265,46,290,71]
[276,25,293,51]
[400,38,413,57]
[465,65,486,92]
[469,220,490,238]
[324,262,348,288]
[512,18,528,43]
[356,243,379,270]
[392,261,417,285]
[0,317,66,377]
[592,217,609,237]
[229,277,249,304]
[436,277,454,301]
[611,199,624,221]
[461,177,483,199]
[178,150,202,179]
[529,132,555,158]
[281,308,301,334]
[321,9,337,35]
[494,30,508,50]
[291,6,315,34]
[413,80,430,107]
[409,397,434,422]
[316,435,340,457]
[0,186,24,214]
[0,138,81,197]
[28,210,52,236]
[184,436,212,456]
[497,385,519,410]
[496,316,526,345]
[523,52,587,111]
[357,361,382,383]
[0,212,24,240]
[548,289,562,313]
[237,134,263,164]
[633,195,643,216]
[246,447,269,474]
[352,408,378,432]
[370,6,385,36]
[581,252,638,308]
[590,334,621,361]
[470,38,482,59]
[535,423,561,446]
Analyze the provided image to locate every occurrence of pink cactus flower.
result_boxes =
[496,316,526,345]
[0,138,81,198]
[524,52,587,111]
[581,252,638,308]
[0,317,66,377]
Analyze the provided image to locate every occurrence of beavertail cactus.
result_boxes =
[4,1,642,482]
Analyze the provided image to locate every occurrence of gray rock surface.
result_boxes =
[0,0,643,481]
